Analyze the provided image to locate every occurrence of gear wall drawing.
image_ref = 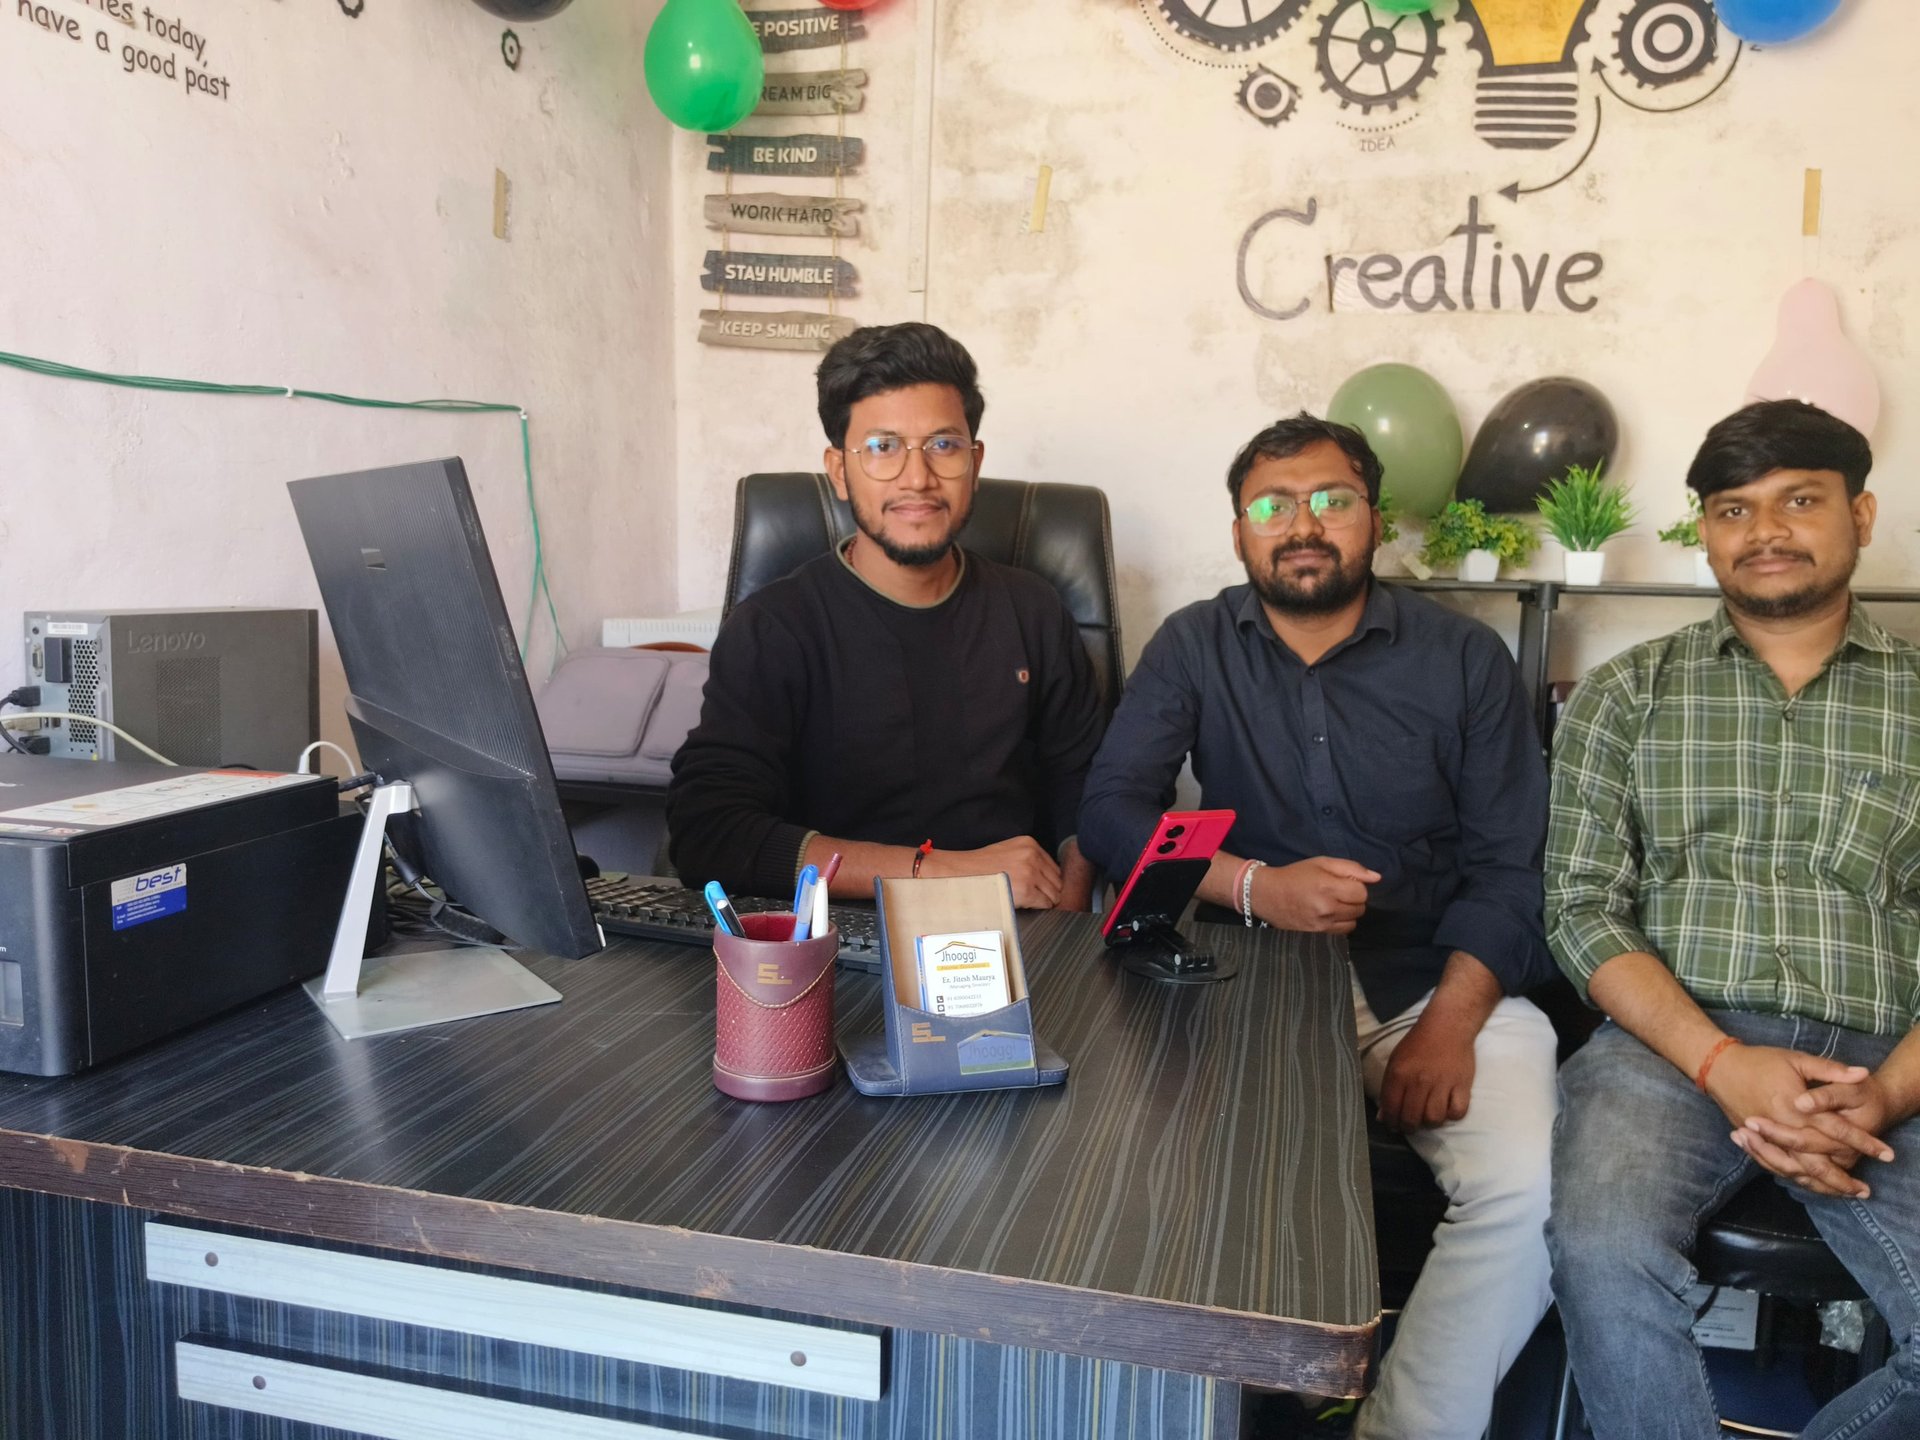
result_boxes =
[1137,0,1741,165]
[1315,0,1442,114]
[1239,66,1301,125]
[1614,0,1717,87]
[1156,0,1314,53]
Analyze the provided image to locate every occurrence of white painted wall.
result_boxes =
[673,0,1920,676]
[0,0,676,756]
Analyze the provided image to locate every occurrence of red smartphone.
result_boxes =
[1101,809,1236,944]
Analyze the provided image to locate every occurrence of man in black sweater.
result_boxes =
[668,323,1105,909]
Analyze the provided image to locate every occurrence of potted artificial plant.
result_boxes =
[1370,489,1403,573]
[1537,461,1635,585]
[1419,499,1538,582]
[1658,494,1716,587]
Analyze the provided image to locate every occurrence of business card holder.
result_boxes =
[840,873,1067,1097]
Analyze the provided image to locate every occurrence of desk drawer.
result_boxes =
[176,1341,708,1439]
[147,1223,881,1402]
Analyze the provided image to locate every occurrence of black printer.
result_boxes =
[0,755,360,1075]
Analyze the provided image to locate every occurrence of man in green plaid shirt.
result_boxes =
[1546,401,1920,1440]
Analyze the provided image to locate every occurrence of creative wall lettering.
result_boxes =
[1238,196,1606,320]
[13,0,232,101]
[1146,1,1747,323]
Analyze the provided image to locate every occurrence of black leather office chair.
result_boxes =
[722,473,1126,714]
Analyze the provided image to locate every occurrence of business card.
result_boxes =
[914,928,1011,1018]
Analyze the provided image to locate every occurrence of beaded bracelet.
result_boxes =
[912,839,933,878]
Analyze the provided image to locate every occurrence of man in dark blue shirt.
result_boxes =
[1080,413,1555,1440]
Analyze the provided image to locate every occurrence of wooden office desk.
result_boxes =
[0,913,1377,1439]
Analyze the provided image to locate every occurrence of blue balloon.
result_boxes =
[1715,0,1844,44]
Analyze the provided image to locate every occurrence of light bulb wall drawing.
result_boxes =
[1459,0,1602,150]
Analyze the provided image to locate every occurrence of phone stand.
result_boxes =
[1108,915,1239,986]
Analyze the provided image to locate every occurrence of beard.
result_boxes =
[849,492,973,568]
[1246,537,1375,616]
[1720,545,1859,620]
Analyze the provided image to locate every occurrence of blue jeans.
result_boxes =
[1549,1011,1920,1440]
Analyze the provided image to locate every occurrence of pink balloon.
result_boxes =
[1745,278,1881,437]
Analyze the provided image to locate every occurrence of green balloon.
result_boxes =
[644,0,765,133]
[1327,363,1463,521]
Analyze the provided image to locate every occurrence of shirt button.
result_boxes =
[1775,865,1789,880]
[1305,666,1317,676]
[1313,734,1325,744]
[1321,805,1334,817]
[1775,944,1791,959]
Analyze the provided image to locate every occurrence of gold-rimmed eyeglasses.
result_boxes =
[843,433,979,482]
[1240,486,1370,535]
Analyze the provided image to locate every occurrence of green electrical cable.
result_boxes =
[0,348,567,665]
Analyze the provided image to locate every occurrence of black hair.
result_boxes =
[1226,412,1383,511]
[815,322,986,447]
[1686,400,1873,500]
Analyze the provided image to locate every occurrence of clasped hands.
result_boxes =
[1704,1045,1898,1200]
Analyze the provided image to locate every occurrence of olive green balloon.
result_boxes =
[643,0,765,134]
[1327,363,1463,520]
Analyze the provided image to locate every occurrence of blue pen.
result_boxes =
[704,880,745,938]
[791,864,819,941]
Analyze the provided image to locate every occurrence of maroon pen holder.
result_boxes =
[712,912,839,1102]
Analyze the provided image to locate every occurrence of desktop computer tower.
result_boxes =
[21,609,319,771]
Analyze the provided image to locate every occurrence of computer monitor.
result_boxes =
[288,457,602,1039]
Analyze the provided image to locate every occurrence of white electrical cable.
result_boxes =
[297,740,357,776]
[1,713,176,765]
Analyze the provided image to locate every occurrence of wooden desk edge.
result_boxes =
[0,1129,1378,1396]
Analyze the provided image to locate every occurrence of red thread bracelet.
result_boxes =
[912,839,933,878]
[1695,1035,1742,1093]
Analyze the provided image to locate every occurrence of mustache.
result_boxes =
[1737,546,1813,566]
[1269,539,1341,562]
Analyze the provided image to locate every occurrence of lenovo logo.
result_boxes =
[127,632,207,655]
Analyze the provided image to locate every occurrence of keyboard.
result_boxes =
[585,874,883,972]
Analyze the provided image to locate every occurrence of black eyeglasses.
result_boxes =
[843,433,979,482]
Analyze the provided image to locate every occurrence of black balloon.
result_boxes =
[471,0,573,18]
[1456,377,1620,514]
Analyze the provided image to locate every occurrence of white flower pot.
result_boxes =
[1459,549,1500,583]
[1693,551,1718,588]
[1564,550,1607,586]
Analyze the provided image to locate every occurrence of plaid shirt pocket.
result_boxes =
[1820,769,1920,910]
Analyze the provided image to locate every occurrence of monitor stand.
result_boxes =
[305,781,561,1040]
[1111,918,1239,986]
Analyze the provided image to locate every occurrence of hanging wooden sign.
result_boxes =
[707,133,865,177]
[702,251,859,299]
[756,68,868,116]
[747,8,866,54]
[699,309,859,352]
[703,192,863,238]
